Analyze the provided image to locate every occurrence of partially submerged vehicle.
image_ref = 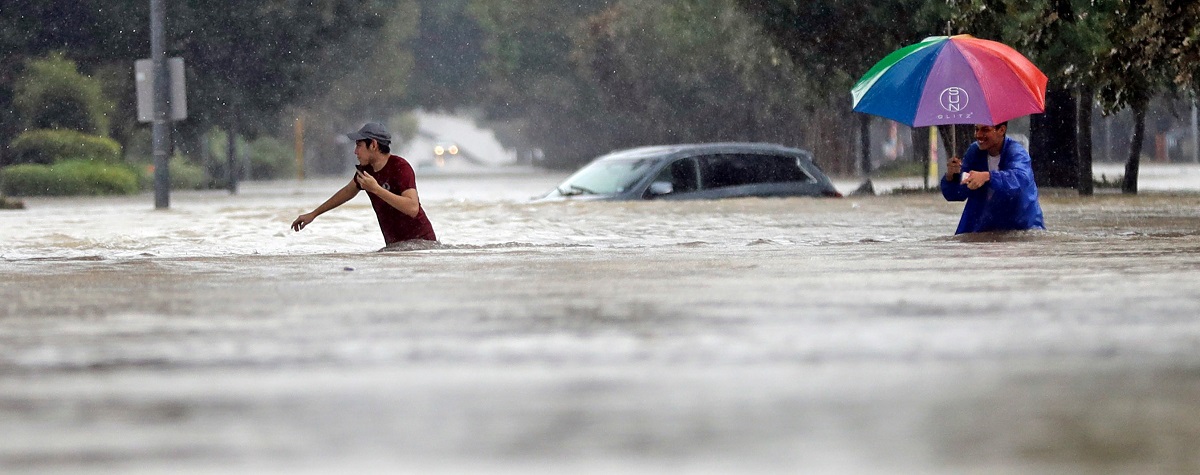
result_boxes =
[540,142,842,201]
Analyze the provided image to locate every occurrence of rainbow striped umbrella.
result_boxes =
[851,35,1047,127]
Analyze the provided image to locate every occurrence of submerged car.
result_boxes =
[541,142,842,201]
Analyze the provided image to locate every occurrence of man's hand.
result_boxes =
[946,157,962,181]
[292,212,316,232]
[355,170,383,194]
[964,170,990,190]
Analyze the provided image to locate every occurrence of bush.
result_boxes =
[1,160,141,196]
[7,129,123,166]
[130,156,209,191]
[169,155,209,190]
[205,128,296,181]
[0,196,24,210]
[247,136,295,180]
[13,52,113,135]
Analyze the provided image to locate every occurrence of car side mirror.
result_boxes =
[648,181,674,196]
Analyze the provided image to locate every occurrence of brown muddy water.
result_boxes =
[2,165,1200,474]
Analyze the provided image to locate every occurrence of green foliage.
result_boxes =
[409,0,486,109]
[1092,0,1200,113]
[13,53,113,135]
[262,2,420,176]
[0,1,410,163]
[468,0,851,167]
[246,136,295,180]
[173,0,407,136]
[1,160,140,196]
[734,0,935,96]
[305,3,419,126]
[168,155,209,190]
[201,128,296,181]
[6,129,123,166]
[948,0,1199,113]
[118,137,211,190]
[571,2,816,146]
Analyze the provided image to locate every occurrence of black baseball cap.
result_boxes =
[346,122,391,145]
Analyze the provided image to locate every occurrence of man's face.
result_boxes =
[974,124,1006,152]
[354,140,376,165]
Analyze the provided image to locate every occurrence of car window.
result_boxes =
[557,158,658,195]
[652,157,700,193]
[699,153,814,189]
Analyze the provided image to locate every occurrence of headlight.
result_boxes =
[448,145,459,155]
[434,145,445,156]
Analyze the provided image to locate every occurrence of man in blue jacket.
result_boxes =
[941,122,1045,234]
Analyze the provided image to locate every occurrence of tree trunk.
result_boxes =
[1030,87,1078,187]
[227,116,239,194]
[1191,99,1198,164]
[859,114,872,176]
[1122,100,1146,194]
[1076,84,1094,196]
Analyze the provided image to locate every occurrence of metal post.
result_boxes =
[150,0,170,209]
[929,126,939,190]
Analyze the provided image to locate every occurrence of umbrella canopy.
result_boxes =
[851,35,1047,127]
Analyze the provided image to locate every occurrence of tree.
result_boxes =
[953,0,1200,194]
[734,0,937,175]
[408,0,486,111]
[572,2,818,148]
[465,0,849,169]
[0,0,406,168]
[13,53,114,136]
[169,1,399,136]
[1092,0,1200,194]
[467,0,641,167]
[296,2,420,175]
[1,1,155,160]
[947,0,1107,189]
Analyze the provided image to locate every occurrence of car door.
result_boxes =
[643,157,703,199]
[644,152,825,200]
[694,153,822,199]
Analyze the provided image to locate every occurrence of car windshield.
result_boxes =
[556,158,657,196]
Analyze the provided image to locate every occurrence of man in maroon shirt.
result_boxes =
[291,123,437,245]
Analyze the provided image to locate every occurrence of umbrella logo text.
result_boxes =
[939,87,969,113]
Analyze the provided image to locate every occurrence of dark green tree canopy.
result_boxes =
[1,0,401,143]
[734,0,934,98]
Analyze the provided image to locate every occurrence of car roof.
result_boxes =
[594,142,812,162]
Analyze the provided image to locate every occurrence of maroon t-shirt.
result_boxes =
[355,155,436,244]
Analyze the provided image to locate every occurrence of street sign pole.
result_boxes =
[151,0,170,209]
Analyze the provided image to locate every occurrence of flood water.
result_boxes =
[3,164,1200,474]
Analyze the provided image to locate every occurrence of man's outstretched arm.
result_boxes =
[292,181,359,231]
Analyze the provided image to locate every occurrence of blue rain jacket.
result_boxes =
[940,137,1045,234]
